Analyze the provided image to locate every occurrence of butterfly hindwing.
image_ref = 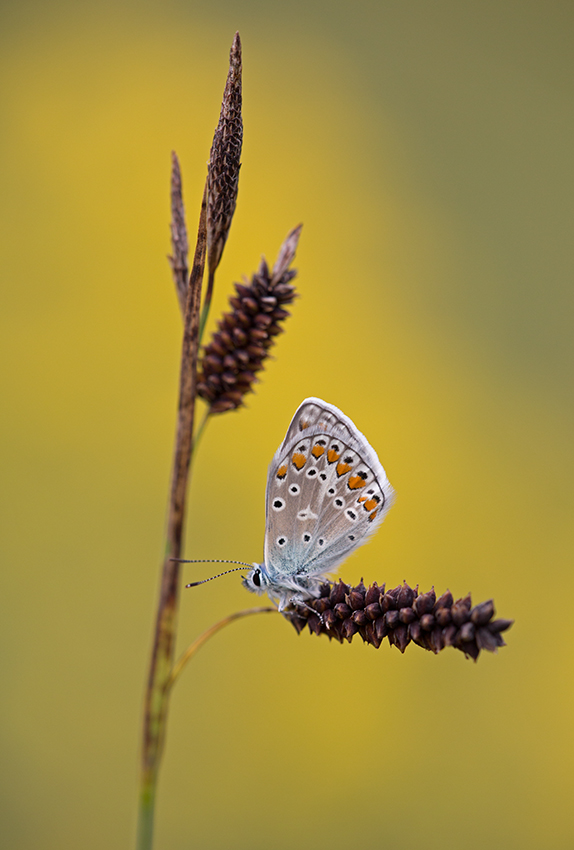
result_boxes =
[264,398,394,584]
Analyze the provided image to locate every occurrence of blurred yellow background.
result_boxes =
[1,1,573,848]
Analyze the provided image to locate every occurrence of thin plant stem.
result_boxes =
[192,407,210,456]
[137,181,207,850]
[198,267,215,344]
[167,607,277,692]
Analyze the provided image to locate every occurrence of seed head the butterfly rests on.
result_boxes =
[177,398,394,611]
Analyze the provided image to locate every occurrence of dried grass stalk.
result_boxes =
[168,151,189,315]
[138,183,207,850]
[207,31,243,277]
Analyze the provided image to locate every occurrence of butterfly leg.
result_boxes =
[300,600,324,624]
[281,595,324,624]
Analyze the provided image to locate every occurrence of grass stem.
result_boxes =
[167,607,277,692]
[136,181,207,850]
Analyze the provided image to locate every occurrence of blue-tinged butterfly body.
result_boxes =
[242,398,394,611]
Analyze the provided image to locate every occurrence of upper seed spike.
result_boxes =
[207,31,243,276]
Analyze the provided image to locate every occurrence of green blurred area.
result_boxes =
[1,1,573,848]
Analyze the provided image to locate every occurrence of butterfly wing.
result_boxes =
[264,398,394,585]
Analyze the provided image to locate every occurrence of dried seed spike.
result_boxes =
[168,151,189,315]
[197,226,300,413]
[282,580,512,661]
[207,31,243,276]
[271,224,303,285]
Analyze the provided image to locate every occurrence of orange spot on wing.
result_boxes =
[312,444,325,459]
[277,465,287,480]
[300,420,309,430]
[364,498,378,510]
[358,496,367,502]
[368,510,378,522]
[348,475,367,490]
[292,452,306,470]
[336,462,352,477]
[327,449,340,463]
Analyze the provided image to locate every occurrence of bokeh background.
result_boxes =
[1,1,573,848]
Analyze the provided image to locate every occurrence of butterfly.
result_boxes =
[240,397,395,610]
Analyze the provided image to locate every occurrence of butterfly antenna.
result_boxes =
[184,567,251,588]
[170,558,255,588]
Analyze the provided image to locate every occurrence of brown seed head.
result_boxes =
[207,32,243,275]
[283,580,513,662]
[167,151,189,315]
[197,225,302,413]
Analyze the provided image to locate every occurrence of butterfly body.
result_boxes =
[243,398,394,610]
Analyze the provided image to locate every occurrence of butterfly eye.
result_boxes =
[348,534,355,541]
[303,533,311,543]
[306,468,317,478]
[346,509,357,521]
[277,537,287,546]
[252,570,261,587]
[289,484,300,495]
[334,498,344,508]
[272,498,286,511]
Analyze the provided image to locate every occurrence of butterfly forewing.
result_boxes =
[264,398,394,584]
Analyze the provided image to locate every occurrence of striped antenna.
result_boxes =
[170,558,256,588]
